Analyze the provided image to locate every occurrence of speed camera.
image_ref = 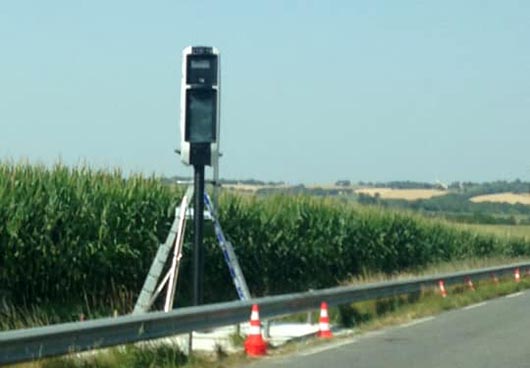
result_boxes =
[179,46,220,166]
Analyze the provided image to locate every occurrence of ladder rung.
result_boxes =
[175,207,213,221]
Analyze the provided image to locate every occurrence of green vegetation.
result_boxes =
[9,342,251,368]
[336,276,530,330]
[0,162,178,313]
[251,179,530,225]
[456,224,530,241]
[218,196,530,297]
[10,344,200,368]
[3,162,530,329]
[256,185,354,196]
[357,180,444,190]
[353,180,530,225]
[450,180,530,195]
[374,193,530,225]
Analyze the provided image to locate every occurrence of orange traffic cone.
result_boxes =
[244,304,267,357]
[491,273,499,286]
[515,268,521,283]
[465,277,475,291]
[317,302,333,338]
[438,280,447,298]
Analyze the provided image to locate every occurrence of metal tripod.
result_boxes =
[133,186,250,314]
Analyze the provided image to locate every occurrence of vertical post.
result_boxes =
[213,155,220,209]
[264,319,271,339]
[193,164,205,305]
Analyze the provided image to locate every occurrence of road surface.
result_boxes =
[250,290,530,368]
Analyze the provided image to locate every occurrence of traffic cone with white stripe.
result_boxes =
[438,280,447,298]
[317,301,333,338]
[244,304,267,357]
[514,268,521,283]
[465,276,475,291]
[491,273,499,286]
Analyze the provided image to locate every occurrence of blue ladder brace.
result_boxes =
[204,193,251,301]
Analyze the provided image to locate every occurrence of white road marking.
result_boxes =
[297,331,384,357]
[297,339,359,357]
[506,292,524,299]
[297,317,439,358]
[463,302,487,311]
[399,316,435,328]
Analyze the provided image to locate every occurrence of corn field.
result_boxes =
[1,162,530,309]
[0,163,177,307]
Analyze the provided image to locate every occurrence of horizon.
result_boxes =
[3,158,530,187]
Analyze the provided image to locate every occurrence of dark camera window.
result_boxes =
[185,89,217,143]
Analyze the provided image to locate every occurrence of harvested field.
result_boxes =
[355,188,448,200]
[470,192,530,205]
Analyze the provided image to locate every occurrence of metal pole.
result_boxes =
[213,154,220,209]
[193,164,205,306]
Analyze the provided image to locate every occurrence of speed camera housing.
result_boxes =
[180,46,220,166]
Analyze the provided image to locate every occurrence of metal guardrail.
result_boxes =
[1,262,529,365]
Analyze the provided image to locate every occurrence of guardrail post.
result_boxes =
[188,332,193,355]
[307,288,314,324]
[263,319,271,339]
[490,273,499,285]
[465,277,475,291]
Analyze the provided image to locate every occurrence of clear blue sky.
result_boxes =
[1,1,529,184]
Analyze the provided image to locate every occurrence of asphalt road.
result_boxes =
[250,290,530,368]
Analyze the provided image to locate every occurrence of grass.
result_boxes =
[342,276,530,332]
[456,224,530,241]
[0,297,128,332]
[346,256,527,283]
[8,343,243,368]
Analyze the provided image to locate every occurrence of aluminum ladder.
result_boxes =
[133,186,250,314]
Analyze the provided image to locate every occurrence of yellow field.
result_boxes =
[355,188,448,200]
[470,192,530,205]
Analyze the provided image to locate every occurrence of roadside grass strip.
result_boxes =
[334,276,530,334]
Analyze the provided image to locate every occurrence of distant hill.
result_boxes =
[161,176,285,186]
